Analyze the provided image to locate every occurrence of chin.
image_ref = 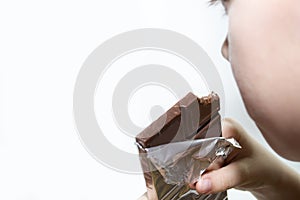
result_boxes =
[243,99,300,161]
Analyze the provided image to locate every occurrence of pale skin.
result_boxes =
[190,0,300,199]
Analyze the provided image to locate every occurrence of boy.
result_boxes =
[191,0,300,199]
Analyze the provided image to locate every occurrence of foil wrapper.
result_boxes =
[145,137,241,185]
[137,137,241,200]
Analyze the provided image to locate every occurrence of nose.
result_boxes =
[221,37,229,61]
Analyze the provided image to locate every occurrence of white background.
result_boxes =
[1,0,299,200]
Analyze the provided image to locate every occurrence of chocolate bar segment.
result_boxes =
[136,92,220,148]
[136,92,225,200]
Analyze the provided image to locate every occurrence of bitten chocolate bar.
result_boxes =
[136,92,227,200]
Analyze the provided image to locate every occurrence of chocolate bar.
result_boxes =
[137,92,220,147]
[136,92,227,200]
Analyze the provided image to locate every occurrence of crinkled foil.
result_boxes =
[145,137,241,185]
[137,137,241,200]
[138,191,228,200]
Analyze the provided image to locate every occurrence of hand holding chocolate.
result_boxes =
[136,92,241,200]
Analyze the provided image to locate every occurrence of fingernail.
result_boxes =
[199,179,212,193]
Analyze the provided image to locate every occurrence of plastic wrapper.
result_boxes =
[137,137,241,200]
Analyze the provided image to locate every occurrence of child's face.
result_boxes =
[220,0,300,161]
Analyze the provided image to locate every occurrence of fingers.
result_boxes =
[190,119,250,193]
[222,118,253,155]
[193,119,249,194]
[189,182,197,190]
[195,161,247,194]
[221,118,242,140]
[189,157,227,190]
[197,157,228,191]
[206,156,225,171]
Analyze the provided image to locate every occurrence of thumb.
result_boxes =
[195,161,247,194]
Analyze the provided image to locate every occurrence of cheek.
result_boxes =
[227,3,270,118]
[226,0,300,120]
[226,0,300,160]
